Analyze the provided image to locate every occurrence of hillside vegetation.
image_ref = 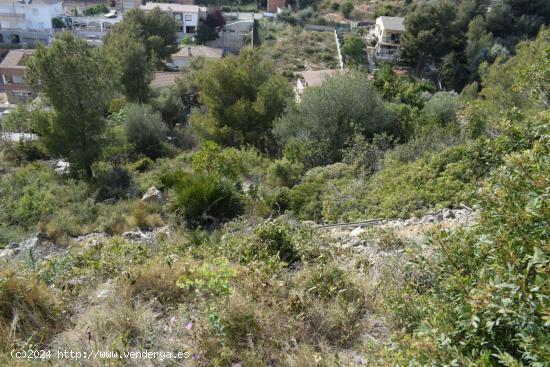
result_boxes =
[0,4,549,366]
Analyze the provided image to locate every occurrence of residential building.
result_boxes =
[0,49,34,103]
[373,16,404,61]
[171,45,222,69]
[295,69,341,101]
[151,71,179,88]
[123,0,194,8]
[140,2,204,35]
[296,69,340,94]
[70,13,123,46]
[0,0,63,45]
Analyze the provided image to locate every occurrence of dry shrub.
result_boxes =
[124,260,192,307]
[126,201,164,230]
[99,201,164,235]
[53,294,161,366]
[0,272,65,351]
[193,260,372,365]
[284,344,341,367]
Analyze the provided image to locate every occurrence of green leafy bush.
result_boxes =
[341,2,354,18]
[192,141,251,181]
[287,163,355,221]
[266,158,304,187]
[0,163,60,228]
[39,237,149,288]
[123,104,169,159]
[176,257,235,298]
[387,123,550,365]
[2,139,47,165]
[166,172,244,228]
[341,35,366,64]
[94,163,135,201]
[423,91,462,125]
[82,4,109,16]
[275,71,394,168]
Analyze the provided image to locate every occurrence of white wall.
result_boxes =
[0,2,62,30]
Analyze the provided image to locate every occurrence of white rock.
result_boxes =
[54,160,70,175]
[350,226,365,237]
[95,280,113,299]
[141,186,163,203]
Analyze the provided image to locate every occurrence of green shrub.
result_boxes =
[2,140,47,165]
[341,2,354,18]
[39,237,149,288]
[151,86,186,129]
[94,163,135,201]
[297,7,314,21]
[359,143,483,218]
[423,91,461,125]
[341,35,366,64]
[180,35,193,45]
[123,104,169,159]
[263,186,291,213]
[254,220,300,263]
[166,172,244,228]
[127,157,154,173]
[176,257,235,298]
[266,158,304,187]
[275,71,394,168]
[220,217,322,266]
[287,163,355,221]
[387,124,550,365]
[342,132,393,174]
[191,141,247,180]
[382,124,465,164]
[0,163,60,228]
[82,4,108,16]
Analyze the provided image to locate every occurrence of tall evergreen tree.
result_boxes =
[26,33,117,177]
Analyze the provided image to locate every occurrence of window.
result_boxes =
[184,14,192,21]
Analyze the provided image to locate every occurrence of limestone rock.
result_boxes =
[54,160,70,175]
[141,186,163,203]
[350,226,365,237]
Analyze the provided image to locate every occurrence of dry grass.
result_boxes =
[0,270,65,352]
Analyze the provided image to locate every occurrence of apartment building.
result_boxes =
[0,49,34,103]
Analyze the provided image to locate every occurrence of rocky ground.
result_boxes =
[0,207,478,366]
[1,206,476,263]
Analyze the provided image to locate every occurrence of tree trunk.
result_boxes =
[85,164,93,178]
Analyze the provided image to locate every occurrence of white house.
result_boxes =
[0,0,63,31]
[373,16,405,61]
[140,2,204,35]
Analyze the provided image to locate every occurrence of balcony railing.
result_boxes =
[380,36,400,45]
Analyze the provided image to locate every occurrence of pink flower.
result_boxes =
[185,321,193,330]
